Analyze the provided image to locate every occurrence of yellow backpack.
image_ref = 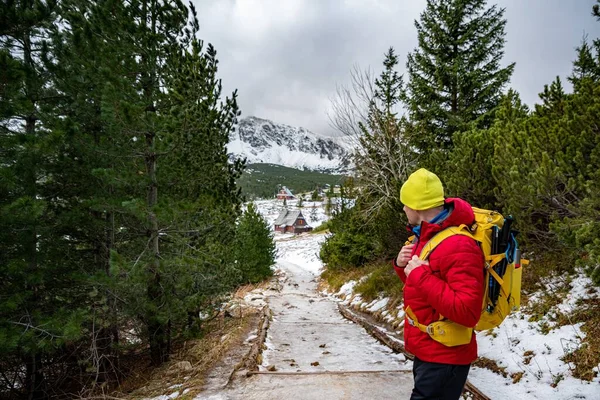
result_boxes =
[404,207,529,347]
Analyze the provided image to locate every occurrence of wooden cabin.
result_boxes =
[273,210,312,234]
[276,186,295,200]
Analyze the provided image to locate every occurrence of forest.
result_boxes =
[0,0,276,397]
[2,0,600,397]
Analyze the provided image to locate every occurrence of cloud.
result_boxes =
[193,0,600,135]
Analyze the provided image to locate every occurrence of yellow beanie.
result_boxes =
[400,168,445,210]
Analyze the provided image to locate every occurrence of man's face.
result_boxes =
[403,205,420,226]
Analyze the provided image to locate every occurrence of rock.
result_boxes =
[267,365,277,371]
[170,361,193,373]
[223,302,248,318]
[310,361,320,366]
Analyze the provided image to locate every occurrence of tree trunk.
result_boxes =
[25,353,45,400]
[143,0,169,366]
[23,29,46,400]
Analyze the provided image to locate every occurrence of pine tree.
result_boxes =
[42,0,135,384]
[405,0,514,158]
[311,189,319,201]
[0,1,83,397]
[355,48,413,216]
[234,203,276,284]
[1,0,250,393]
[97,0,242,366]
[446,89,529,209]
[156,3,245,344]
[310,206,318,224]
[568,37,600,92]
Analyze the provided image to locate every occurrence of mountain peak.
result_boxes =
[228,116,351,173]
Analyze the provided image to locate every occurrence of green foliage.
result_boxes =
[311,189,320,201]
[354,262,404,302]
[445,89,529,209]
[311,220,330,233]
[0,0,91,396]
[0,0,253,395]
[489,67,600,287]
[321,0,600,298]
[234,203,276,284]
[568,38,600,92]
[445,127,498,209]
[405,0,514,164]
[355,47,414,215]
[320,207,372,270]
[238,163,346,199]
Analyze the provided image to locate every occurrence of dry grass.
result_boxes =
[319,265,372,292]
[473,357,508,378]
[101,279,274,399]
[520,249,575,293]
[233,279,274,299]
[353,261,404,302]
[522,273,571,325]
[319,259,405,295]
[109,313,258,399]
[561,298,600,381]
[522,350,535,365]
[511,371,524,383]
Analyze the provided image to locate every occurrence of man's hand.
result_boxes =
[405,255,429,278]
[395,243,415,268]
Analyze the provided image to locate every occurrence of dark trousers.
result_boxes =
[410,357,470,400]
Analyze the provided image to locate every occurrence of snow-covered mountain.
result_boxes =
[228,116,352,173]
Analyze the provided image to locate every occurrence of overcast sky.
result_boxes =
[192,0,600,136]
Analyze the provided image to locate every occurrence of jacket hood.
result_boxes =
[418,198,475,241]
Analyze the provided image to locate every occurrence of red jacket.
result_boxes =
[394,198,484,365]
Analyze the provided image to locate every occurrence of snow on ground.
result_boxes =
[252,199,600,400]
[469,272,600,399]
[146,199,599,399]
[252,197,330,229]
[330,275,600,399]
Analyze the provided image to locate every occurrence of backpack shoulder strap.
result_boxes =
[419,224,475,260]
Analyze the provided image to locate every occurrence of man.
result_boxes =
[393,168,484,400]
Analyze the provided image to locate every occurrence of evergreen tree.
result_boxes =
[99,0,244,366]
[311,189,320,201]
[325,196,332,216]
[355,48,413,216]
[568,37,600,92]
[446,89,529,209]
[491,73,600,282]
[405,0,514,161]
[158,6,246,342]
[319,204,377,270]
[327,184,335,198]
[42,0,139,384]
[234,203,276,284]
[0,1,84,397]
[0,0,250,394]
[344,176,357,199]
[320,49,412,275]
[310,206,318,224]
